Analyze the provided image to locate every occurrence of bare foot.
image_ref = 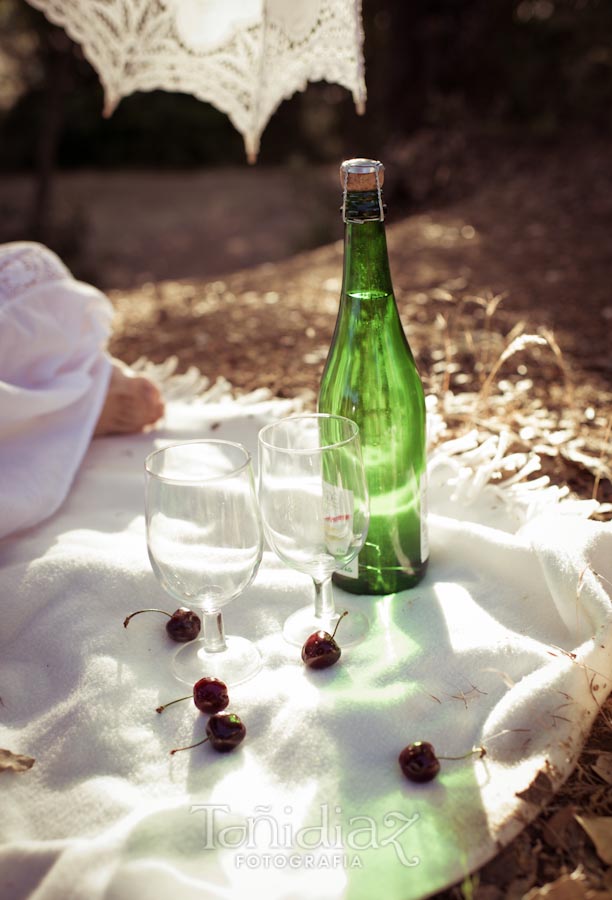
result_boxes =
[94,359,164,436]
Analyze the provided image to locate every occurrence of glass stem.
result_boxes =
[313,577,335,621]
[201,610,227,653]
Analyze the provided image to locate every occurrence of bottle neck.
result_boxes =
[342,187,385,225]
[342,202,392,297]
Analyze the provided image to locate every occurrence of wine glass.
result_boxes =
[144,440,263,687]
[258,413,370,646]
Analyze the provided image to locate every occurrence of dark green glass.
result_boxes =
[318,182,428,595]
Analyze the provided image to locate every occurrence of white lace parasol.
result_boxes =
[24,0,366,162]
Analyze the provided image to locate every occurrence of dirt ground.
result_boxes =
[1,136,611,898]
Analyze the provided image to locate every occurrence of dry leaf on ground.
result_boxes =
[516,770,555,806]
[592,754,612,785]
[523,868,611,899]
[540,806,580,851]
[574,815,612,865]
[0,748,35,773]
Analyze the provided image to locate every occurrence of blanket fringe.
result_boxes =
[130,355,301,408]
[132,357,610,524]
[426,395,610,523]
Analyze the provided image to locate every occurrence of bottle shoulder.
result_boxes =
[330,290,413,345]
[319,287,426,414]
[321,319,422,384]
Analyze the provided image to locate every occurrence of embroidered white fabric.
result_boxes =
[0,241,71,306]
[24,0,366,162]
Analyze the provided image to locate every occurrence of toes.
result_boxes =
[134,377,165,426]
[94,362,165,436]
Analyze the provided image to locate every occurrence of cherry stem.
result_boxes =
[438,746,487,761]
[123,609,171,628]
[331,609,349,641]
[156,695,191,714]
[170,736,210,755]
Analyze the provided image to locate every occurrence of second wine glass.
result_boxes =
[258,414,370,646]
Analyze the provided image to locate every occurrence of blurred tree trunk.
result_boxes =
[363,0,454,140]
[28,22,72,242]
[386,0,430,133]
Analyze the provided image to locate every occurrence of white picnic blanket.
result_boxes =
[1,386,611,900]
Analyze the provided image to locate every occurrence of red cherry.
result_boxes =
[399,742,486,783]
[399,742,440,782]
[123,607,201,642]
[301,611,348,669]
[156,677,229,715]
[170,713,246,755]
[192,678,229,714]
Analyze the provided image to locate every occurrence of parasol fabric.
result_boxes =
[24,0,367,162]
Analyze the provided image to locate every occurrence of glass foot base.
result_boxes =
[282,605,369,648]
[172,635,262,687]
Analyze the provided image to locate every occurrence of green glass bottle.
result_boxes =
[318,158,428,595]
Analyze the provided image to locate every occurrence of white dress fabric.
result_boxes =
[0,242,113,538]
[23,0,367,161]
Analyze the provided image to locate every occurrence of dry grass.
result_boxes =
[418,291,612,519]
